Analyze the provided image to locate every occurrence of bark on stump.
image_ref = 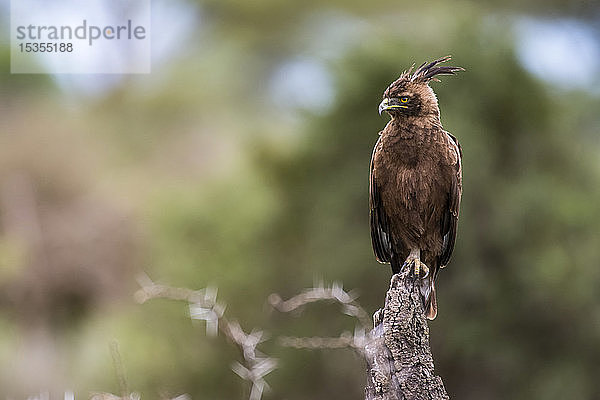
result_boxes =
[364,270,449,400]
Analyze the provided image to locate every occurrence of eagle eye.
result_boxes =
[400,96,409,103]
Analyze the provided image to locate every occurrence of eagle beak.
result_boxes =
[378,98,389,115]
[378,97,408,115]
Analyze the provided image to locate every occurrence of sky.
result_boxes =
[515,17,600,93]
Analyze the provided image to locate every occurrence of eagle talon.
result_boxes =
[401,256,429,279]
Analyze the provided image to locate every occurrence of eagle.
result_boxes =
[369,56,463,320]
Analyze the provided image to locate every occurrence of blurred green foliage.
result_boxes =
[1,0,600,399]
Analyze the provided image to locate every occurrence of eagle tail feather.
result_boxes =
[422,276,437,320]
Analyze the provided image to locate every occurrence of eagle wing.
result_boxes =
[439,131,462,267]
[369,135,392,263]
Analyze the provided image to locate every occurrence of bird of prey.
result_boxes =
[370,56,463,319]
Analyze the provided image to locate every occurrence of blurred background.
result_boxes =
[1,0,600,399]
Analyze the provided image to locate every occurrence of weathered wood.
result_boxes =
[365,271,448,400]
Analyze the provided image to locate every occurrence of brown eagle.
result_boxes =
[370,56,463,319]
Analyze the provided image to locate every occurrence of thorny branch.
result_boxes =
[269,280,371,329]
[133,272,446,400]
[133,277,372,398]
[90,394,190,400]
[278,327,366,350]
[269,280,372,353]
[134,274,276,400]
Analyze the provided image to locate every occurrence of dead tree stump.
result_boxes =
[364,270,449,400]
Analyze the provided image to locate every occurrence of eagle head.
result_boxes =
[379,55,463,118]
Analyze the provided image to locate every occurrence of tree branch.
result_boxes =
[364,270,449,400]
